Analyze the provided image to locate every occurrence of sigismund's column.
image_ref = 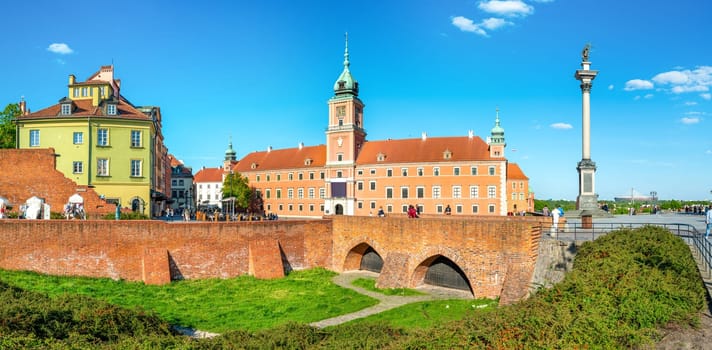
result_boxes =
[575,44,599,211]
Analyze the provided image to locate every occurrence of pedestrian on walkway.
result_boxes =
[705,206,712,238]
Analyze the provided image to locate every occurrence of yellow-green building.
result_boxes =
[16,65,169,215]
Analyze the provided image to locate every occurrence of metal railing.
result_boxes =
[541,222,712,279]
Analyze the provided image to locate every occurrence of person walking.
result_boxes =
[705,206,712,238]
[551,206,561,237]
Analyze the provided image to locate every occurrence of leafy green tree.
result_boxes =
[223,172,252,210]
[0,103,20,148]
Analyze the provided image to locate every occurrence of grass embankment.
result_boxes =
[0,226,706,348]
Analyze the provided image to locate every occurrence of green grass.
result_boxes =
[351,277,424,296]
[0,267,378,333]
[343,298,497,330]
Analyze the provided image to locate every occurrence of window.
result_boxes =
[72,161,83,174]
[319,188,326,198]
[73,132,83,144]
[489,166,495,176]
[100,86,106,97]
[401,168,408,176]
[309,172,314,180]
[336,171,343,178]
[267,174,271,181]
[369,181,376,191]
[357,181,363,191]
[401,187,409,199]
[370,201,376,209]
[357,169,363,176]
[387,168,393,177]
[97,158,109,176]
[387,205,393,213]
[308,188,315,199]
[279,204,283,211]
[298,188,304,199]
[320,204,324,212]
[472,205,479,214]
[276,189,282,199]
[470,186,479,199]
[370,168,376,175]
[456,205,463,213]
[416,187,424,198]
[61,104,71,115]
[452,186,461,199]
[386,187,393,199]
[130,160,142,177]
[131,130,142,147]
[172,179,177,186]
[453,167,460,176]
[488,186,497,198]
[288,204,293,211]
[520,193,525,200]
[277,174,281,181]
[288,188,294,199]
[97,128,109,146]
[512,182,516,189]
[433,167,440,176]
[107,104,117,115]
[417,167,424,176]
[471,166,478,175]
[288,173,293,180]
[401,205,408,213]
[320,172,325,179]
[256,175,261,182]
[266,189,271,199]
[81,87,88,97]
[73,88,79,97]
[179,180,184,186]
[298,204,303,212]
[29,130,40,147]
[512,193,517,200]
[488,204,496,213]
[358,202,363,209]
[432,186,441,199]
[309,204,314,212]
[298,173,303,180]
[337,154,343,161]
[436,205,443,213]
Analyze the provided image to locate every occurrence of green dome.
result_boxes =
[333,33,359,96]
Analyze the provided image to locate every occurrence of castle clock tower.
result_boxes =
[324,33,366,215]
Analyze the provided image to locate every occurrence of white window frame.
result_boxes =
[97,158,109,176]
[489,166,496,176]
[433,167,440,176]
[288,188,294,199]
[471,166,478,175]
[29,130,40,147]
[401,186,409,199]
[298,188,304,199]
[319,188,326,198]
[131,130,142,147]
[488,186,497,199]
[470,186,479,199]
[308,188,315,199]
[432,186,441,199]
[130,159,142,177]
[97,128,109,146]
[416,186,425,198]
[107,103,117,115]
[73,132,83,145]
[385,187,394,199]
[453,167,460,176]
[452,185,462,199]
[72,161,83,174]
[61,104,71,115]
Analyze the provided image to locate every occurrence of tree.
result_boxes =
[222,172,252,211]
[0,103,20,148]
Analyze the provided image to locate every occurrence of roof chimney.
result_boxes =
[267,146,272,152]
[298,142,304,150]
[468,130,474,138]
[19,96,26,115]
[421,132,427,141]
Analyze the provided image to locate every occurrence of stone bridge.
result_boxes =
[0,216,547,304]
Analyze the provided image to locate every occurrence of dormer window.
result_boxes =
[61,103,71,115]
[304,158,312,166]
[376,153,386,162]
[107,104,117,115]
[443,149,452,160]
[251,162,258,169]
[338,81,346,89]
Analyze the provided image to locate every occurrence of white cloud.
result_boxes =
[684,101,698,106]
[644,94,654,99]
[478,0,534,17]
[608,84,614,90]
[550,122,572,130]
[701,93,711,100]
[624,79,654,91]
[451,16,487,36]
[481,17,512,30]
[651,66,712,95]
[681,117,700,124]
[47,43,73,55]
[706,150,712,155]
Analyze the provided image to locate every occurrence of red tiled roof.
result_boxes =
[507,163,529,180]
[194,167,223,183]
[356,136,493,165]
[169,155,183,168]
[18,98,150,121]
[235,145,327,172]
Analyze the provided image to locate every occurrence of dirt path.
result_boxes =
[309,270,471,328]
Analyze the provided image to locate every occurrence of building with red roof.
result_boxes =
[230,36,533,218]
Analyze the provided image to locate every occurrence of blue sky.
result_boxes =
[2,0,711,201]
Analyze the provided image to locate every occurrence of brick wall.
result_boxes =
[0,215,545,304]
[0,149,115,218]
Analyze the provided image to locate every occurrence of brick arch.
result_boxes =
[342,237,384,271]
[409,246,475,295]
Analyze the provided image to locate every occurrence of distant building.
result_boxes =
[168,155,194,212]
[230,37,533,217]
[194,166,224,210]
[16,65,170,215]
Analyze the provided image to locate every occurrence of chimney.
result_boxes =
[468,130,474,139]
[421,132,427,141]
[267,146,272,152]
[68,74,76,85]
[298,142,304,150]
[19,96,26,115]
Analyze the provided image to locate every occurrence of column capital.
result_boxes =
[580,82,593,93]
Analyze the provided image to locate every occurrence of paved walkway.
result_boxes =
[309,270,472,328]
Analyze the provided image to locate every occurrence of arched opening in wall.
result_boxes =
[334,204,344,215]
[420,255,472,293]
[343,242,383,273]
[130,197,146,215]
[359,246,383,273]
